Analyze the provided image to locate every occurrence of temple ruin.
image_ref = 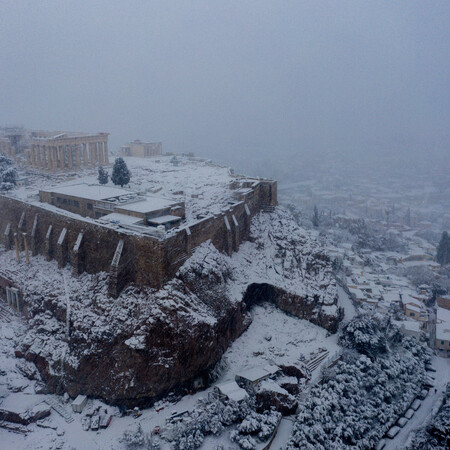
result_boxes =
[26,132,109,171]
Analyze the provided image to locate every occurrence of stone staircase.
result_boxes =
[306,350,329,372]
[44,398,74,423]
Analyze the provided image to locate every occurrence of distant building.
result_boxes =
[121,140,162,158]
[402,297,428,322]
[435,307,450,358]
[235,365,280,393]
[437,295,450,310]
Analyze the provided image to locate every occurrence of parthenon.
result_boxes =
[25,132,109,171]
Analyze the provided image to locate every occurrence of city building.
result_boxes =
[39,183,185,228]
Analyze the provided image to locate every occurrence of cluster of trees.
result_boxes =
[0,154,17,191]
[286,315,430,449]
[230,410,281,449]
[170,398,254,449]
[97,157,131,187]
[162,395,280,450]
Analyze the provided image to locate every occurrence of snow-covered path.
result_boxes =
[384,356,450,450]
[269,417,294,449]
[337,284,357,322]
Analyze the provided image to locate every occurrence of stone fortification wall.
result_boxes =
[0,179,277,296]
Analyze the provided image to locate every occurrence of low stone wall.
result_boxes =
[0,179,277,295]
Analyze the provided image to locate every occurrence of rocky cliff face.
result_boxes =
[8,208,342,405]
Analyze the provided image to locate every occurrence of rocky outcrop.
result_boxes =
[242,283,342,333]
[7,208,343,405]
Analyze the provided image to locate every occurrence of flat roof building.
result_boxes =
[39,183,185,229]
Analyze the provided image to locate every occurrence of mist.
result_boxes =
[1,1,449,177]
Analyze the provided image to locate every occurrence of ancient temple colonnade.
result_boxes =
[26,133,109,171]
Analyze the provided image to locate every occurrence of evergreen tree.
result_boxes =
[436,231,450,266]
[111,157,131,187]
[404,207,411,227]
[97,165,109,185]
[312,205,320,228]
[0,154,17,191]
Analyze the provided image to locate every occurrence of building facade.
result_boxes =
[121,140,162,158]
[27,132,109,171]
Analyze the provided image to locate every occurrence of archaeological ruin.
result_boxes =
[0,127,109,171]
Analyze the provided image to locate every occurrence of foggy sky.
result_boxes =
[1,1,449,171]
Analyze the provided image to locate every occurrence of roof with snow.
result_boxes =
[98,213,144,226]
[236,366,277,383]
[40,183,132,201]
[215,381,249,402]
[117,196,178,214]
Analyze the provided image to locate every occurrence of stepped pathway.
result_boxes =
[306,350,329,372]
[44,397,74,423]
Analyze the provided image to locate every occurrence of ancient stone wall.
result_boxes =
[0,179,277,295]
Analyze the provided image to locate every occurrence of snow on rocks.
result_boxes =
[0,206,342,404]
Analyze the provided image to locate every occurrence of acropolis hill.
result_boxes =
[0,153,341,404]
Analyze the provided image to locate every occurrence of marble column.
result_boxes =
[47,146,51,169]
[52,147,58,170]
[83,143,88,167]
[98,141,104,164]
[41,146,47,169]
[76,146,81,168]
[57,146,62,169]
[90,142,97,166]
[36,145,41,168]
[68,145,73,169]
[104,141,109,164]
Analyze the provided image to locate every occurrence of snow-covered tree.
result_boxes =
[98,165,109,184]
[312,205,320,228]
[286,315,430,449]
[111,157,131,187]
[0,154,17,191]
[436,231,450,266]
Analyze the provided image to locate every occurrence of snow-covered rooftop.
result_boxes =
[215,381,249,402]
[98,213,144,226]
[10,155,241,225]
[40,183,131,201]
[236,366,273,383]
[117,196,178,213]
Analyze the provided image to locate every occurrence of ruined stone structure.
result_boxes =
[26,132,109,171]
[121,140,162,158]
[0,179,277,297]
[0,137,13,158]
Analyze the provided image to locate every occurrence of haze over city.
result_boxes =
[1,1,449,174]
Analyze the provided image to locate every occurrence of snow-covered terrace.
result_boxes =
[9,155,242,227]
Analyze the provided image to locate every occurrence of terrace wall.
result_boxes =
[0,180,277,296]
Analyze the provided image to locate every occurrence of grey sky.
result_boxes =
[1,1,449,170]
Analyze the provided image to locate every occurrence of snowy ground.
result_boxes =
[10,155,237,224]
[0,287,352,449]
[217,302,340,385]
